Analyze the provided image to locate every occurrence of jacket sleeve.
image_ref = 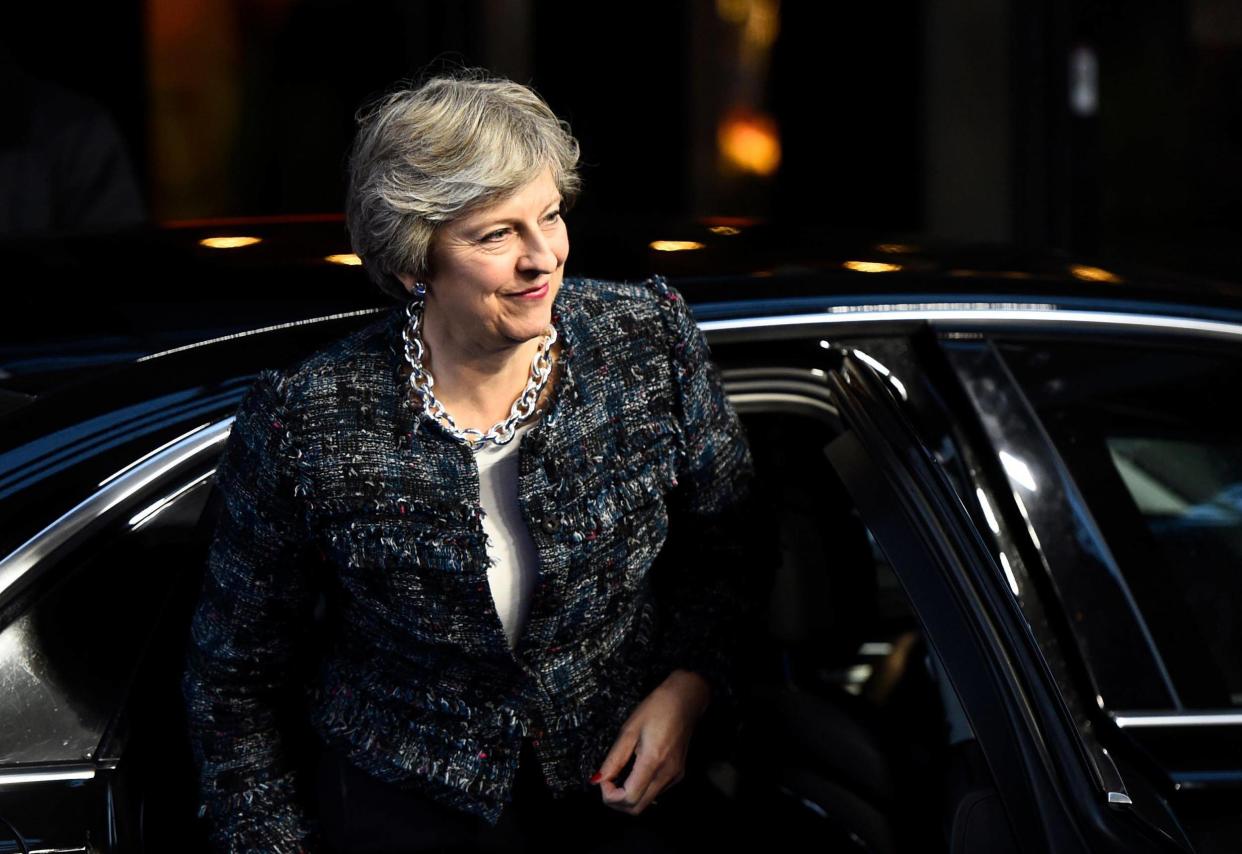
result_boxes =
[644,275,772,728]
[181,368,320,854]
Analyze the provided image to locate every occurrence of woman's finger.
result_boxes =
[603,741,662,810]
[620,753,682,815]
[592,724,638,790]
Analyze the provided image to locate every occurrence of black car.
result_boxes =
[0,219,1238,853]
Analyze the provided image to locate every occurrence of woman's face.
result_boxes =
[403,166,569,351]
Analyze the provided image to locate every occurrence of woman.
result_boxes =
[183,67,766,854]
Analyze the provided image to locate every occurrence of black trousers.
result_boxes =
[314,735,691,854]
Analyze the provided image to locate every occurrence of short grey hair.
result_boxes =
[345,68,583,301]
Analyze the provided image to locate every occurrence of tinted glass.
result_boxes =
[998,337,1242,709]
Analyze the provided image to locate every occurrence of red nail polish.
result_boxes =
[589,772,602,784]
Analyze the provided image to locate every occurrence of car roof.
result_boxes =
[3,214,1241,406]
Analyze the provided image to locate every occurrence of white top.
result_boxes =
[474,420,540,649]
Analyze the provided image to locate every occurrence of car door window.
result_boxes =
[996,338,1242,710]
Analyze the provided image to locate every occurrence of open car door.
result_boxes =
[819,343,1194,854]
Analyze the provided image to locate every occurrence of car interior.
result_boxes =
[719,409,1016,854]
[23,402,1019,853]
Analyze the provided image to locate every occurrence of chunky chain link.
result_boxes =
[402,299,557,449]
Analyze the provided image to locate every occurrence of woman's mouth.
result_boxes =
[507,282,549,300]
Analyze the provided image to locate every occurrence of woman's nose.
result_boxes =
[518,230,559,271]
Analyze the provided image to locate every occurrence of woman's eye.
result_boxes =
[481,211,560,243]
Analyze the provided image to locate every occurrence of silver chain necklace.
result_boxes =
[402,299,557,449]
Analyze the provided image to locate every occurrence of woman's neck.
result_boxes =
[418,305,559,430]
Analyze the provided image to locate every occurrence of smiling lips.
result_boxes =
[508,282,550,299]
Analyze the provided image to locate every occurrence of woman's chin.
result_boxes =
[499,322,551,346]
[509,310,554,335]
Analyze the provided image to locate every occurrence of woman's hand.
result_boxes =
[589,668,712,815]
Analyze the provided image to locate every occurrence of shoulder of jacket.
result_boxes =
[560,274,681,343]
[271,305,401,393]
[557,276,696,377]
[560,272,673,306]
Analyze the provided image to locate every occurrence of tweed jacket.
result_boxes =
[182,273,768,853]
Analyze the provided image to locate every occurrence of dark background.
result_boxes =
[4,0,1242,282]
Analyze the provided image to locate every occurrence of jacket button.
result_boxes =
[541,516,560,534]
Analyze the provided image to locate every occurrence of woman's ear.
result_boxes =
[395,272,416,293]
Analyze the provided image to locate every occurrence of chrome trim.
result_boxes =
[130,468,218,530]
[1112,711,1242,728]
[99,421,213,487]
[0,764,96,785]
[730,379,829,397]
[701,306,1242,341]
[732,392,838,419]
[0,419,233,601]
[1106,791,1133,805]
[722,367,839,419]
[136,304,1242,371]
[137,307,386,361]
[725,366,832,381]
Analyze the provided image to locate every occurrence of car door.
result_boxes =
[939,322,1242,854]
[805,327,1195,853]
[697,307,1169,852]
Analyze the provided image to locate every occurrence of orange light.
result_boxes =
[199,236,261,249]
[709,226,742,236]
[650,240,706,252]
[719,110,781,176]
[325,253,362,266]
[843,261,902,273]
[1069,264,1123,283]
